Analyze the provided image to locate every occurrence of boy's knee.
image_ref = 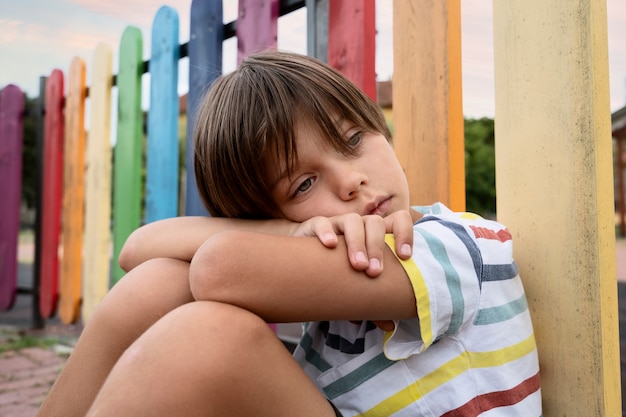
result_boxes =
[172,301,273,350]
[89,258,191,336]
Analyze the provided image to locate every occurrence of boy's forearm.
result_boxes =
[189,230,417,323]
[118,216,296,272]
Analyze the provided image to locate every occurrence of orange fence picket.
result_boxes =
[59,57,86,324]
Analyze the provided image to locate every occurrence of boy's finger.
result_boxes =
[339,214,369,271]
[363,216,386,277]
[313,218,339,248]
[389,212,414,259]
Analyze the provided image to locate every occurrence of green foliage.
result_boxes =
[464,118,496,217]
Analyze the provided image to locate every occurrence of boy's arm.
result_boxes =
[119,211,415,276]
[118,217,295,272]
[189,230,417,323]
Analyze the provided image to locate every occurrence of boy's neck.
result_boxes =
[410,208,423,224]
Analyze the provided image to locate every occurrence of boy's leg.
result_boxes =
[86,301,338,417]
[37,258,194,417]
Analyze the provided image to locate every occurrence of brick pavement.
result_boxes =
[0,344,69,417]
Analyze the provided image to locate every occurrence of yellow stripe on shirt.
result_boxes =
[357,334,538,417]
[384,234,433,350]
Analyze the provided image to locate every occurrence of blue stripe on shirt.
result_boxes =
[299,332,332,372]
[417,218,483,285]
[483,261,518,282]
[323,352,396,400]
[416,227,465,335]
[474,294,529,325]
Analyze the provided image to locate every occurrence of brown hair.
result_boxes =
[193,50,390,219]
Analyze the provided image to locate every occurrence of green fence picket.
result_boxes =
[112,27,143,284]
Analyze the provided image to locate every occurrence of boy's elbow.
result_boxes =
[117,228,142,272]
[117,240,134,273]
[189,232,239,302]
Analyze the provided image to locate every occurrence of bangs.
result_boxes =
[245,54,390,185]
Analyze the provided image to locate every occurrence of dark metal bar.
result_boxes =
[110,0,305,89]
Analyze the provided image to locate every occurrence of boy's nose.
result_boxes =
[338,166,367,200]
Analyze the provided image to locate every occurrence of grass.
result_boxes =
[0,328,60,354]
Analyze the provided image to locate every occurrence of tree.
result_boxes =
[465,117,496,217]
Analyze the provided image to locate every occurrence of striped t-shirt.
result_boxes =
[292,203,541,416]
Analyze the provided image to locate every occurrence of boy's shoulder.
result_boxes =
[411,202,512,256]
[412,202,505,230]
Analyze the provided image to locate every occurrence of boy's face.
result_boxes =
[271,118,410,222]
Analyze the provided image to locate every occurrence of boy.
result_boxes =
[48,51,542,417]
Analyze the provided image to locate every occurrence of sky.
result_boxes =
[1,0,625,119]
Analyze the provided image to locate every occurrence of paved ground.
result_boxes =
[2,239,626,416]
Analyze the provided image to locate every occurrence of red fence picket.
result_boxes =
[39,70,65,319]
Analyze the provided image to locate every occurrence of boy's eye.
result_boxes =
[347,131,363,147]
[293,177,314,197]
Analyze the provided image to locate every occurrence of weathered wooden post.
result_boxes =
[392,0,465,211]
[494,0,621,414]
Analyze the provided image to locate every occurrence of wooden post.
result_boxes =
[494,0,621,414]
[392,0,465,210]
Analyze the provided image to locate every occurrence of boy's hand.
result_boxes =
[293,210,414,277]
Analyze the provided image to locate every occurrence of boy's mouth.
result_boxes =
[366,197,392,216]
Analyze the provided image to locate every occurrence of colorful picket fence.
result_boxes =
[0,0,622,414]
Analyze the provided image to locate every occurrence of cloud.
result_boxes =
[0,19,23,44]
[68,0,193,40]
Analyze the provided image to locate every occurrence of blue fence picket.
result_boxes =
[185,0,224,216]
[0,84,25,310]
[145,6,180,223]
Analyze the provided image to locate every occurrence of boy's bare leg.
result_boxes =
[37,258,194,417]
[86,301,338,417]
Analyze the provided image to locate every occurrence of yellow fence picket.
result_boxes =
[82,44,113,323]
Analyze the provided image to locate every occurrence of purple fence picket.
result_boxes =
[0,84,25,310]
[236,0,279,64]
